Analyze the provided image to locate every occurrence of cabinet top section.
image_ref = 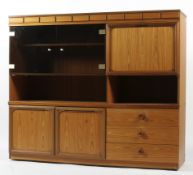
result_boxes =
[9,10,185,26]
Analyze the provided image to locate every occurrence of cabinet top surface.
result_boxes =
[9,10,185,26]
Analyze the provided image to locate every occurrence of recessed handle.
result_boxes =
[138,113,148,122]
[138,148,145,155]
[138,131,148,139]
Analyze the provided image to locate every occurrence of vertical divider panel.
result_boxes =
[106,24,111,73]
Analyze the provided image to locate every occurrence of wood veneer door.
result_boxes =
[10,106,54,156]
[108,23,176,73]
[55,107,105,159]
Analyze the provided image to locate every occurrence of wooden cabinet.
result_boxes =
[9,10,186,170]
[10,106,54,155]
[108,24,175,73]
[55,107,105,159]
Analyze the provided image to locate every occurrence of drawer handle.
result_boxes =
[138,113,148,122]
[138,131,148,139]
[138,148,145,155]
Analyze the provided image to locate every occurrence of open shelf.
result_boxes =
[8,100,108,108]
[8,100,179,109]
[107,71,177,76]
[108,76,178,104]
[10,76,106,102]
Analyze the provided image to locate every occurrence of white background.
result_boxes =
[0,0,192,174]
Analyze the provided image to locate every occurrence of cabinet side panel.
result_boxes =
[179,13,186,167]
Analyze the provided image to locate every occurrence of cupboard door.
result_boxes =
[108,24,175,72]
[10,106,54,155]
[55,107,105,159]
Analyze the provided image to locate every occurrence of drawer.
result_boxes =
[40,16,55,23]
[56,15,72,22]
[73,15,89,21]
[9,17,23,24]
[107,127,178,145]
[24,17,39,23]
[107,13,124,20]
[107,109,178,127]
[90,14,106,21]
[161,12,179,19]
[125,13,142,20]
[106,143,178,163]
[143,12,161,19]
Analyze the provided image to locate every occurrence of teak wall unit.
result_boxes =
[9,10,186,170]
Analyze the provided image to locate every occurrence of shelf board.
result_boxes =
[107,71,178,76]
[107,103,179,109]
[10,73,106,76]
[24,42,105,47]
[9,101,108,108]
[8,101,179,109]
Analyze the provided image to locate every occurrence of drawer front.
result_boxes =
[9,17,23,24]
[107,143,178,163]
[107,127,178,145]
[40,16,55,23]
[107,109,178,127]
[73,15,89,21]
[24,17,39,23]
[56,15,72,22]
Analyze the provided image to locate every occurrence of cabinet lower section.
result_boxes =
[9,105,181,170]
